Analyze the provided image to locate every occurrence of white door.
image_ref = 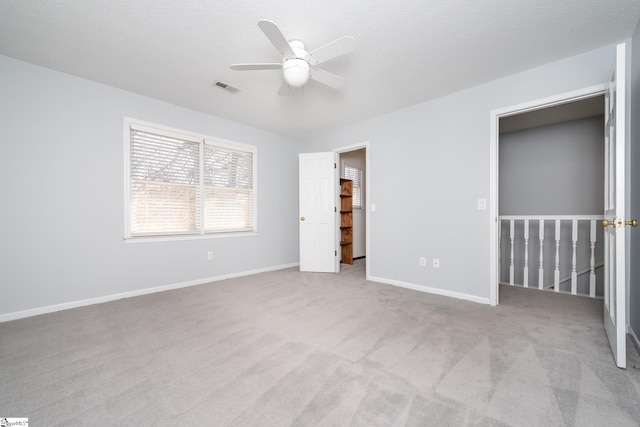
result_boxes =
[299,152,338,272]
[603,43,627,369]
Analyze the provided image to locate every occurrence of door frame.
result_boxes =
[334,141,371,279]
[489,84,608,306]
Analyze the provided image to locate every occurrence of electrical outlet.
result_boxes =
[433,258,440,268]
[419,257,426,267]
[207,251,213,260]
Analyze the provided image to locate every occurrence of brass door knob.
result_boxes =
[603,218,637,227]
[300,216,305,221]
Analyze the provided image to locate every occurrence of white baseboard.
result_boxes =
[367,276,491,305]
[0,262,299,323]
[630,325,640,355]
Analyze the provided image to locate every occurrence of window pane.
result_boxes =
[204,144,254,233]
[130,128,200,235]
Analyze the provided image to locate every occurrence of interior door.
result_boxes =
[299,152,338,272]
[603,43,627,369]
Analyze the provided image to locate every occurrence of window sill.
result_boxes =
[124,231,258,244]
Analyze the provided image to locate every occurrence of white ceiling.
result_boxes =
[1,1,639,139]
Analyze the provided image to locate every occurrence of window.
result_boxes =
[344,164,363,209]
[126,121,256,238]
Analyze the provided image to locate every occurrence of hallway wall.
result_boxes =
[499,116,604,215]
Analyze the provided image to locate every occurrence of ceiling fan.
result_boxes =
[230,20,356,95]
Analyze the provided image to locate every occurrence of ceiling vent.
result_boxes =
[213,81,240,94]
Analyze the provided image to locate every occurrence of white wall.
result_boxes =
[0,55,300,317]
[303,44,618,302]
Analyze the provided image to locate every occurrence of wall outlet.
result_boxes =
[207,251,214,260]
[419,257,426,267]
[433,258,440,268]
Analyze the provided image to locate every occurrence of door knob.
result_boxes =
[602,218,637,227]
[300,216,305,221]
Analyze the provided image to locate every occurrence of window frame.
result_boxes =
[124,118,258,242]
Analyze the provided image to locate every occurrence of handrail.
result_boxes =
[545,261,604,288]
[499,215,604,220]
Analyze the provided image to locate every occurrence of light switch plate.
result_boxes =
[477,199,487,210]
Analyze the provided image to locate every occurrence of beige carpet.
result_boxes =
[2,259,640,426]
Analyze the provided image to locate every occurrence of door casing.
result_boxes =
[334,141,371,280]
[489,83,609,306]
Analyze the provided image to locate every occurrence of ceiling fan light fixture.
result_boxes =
[283,58,310,88]
[230,20,355,94]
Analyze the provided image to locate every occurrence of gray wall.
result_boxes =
[630,21,640,343]
[499,117,604,215]
[303,44,617,301]
[0,55,300,316]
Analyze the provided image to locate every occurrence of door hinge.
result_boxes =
[334,206,337,212]
[334,162,337,169]
[335,250,337,256]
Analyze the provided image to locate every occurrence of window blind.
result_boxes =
[127,122,256,237]
[204,143,254,232]
[130,127,200,236]
[344,165,363,209]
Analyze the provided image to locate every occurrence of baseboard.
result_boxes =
[630,325,640,355]
[0,262,299,323]
[367,276,491,305]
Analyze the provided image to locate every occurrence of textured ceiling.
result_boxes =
[1,1,639,139]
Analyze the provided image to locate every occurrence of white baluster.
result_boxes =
[590,220,596,297]
[509,219,515,286]
[538,219,544,289]
[523,219,529,287]
[554,219,560,292]
[571,219,578,294]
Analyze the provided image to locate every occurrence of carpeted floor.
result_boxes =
[2,259,640,426]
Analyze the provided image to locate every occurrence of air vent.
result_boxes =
[213,81,240,94]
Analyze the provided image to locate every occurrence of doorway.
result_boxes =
[489,84,609,306]
[335,142,369,279]
[498,96,605,296]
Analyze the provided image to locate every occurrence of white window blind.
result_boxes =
[344,165,363,209]
[204,143,254,232]
[127,122,256,237]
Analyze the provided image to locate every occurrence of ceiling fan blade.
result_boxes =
[306,36,356,66]
[258,20,295,58]
[309,67,344,89]
[230,63,282,71]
